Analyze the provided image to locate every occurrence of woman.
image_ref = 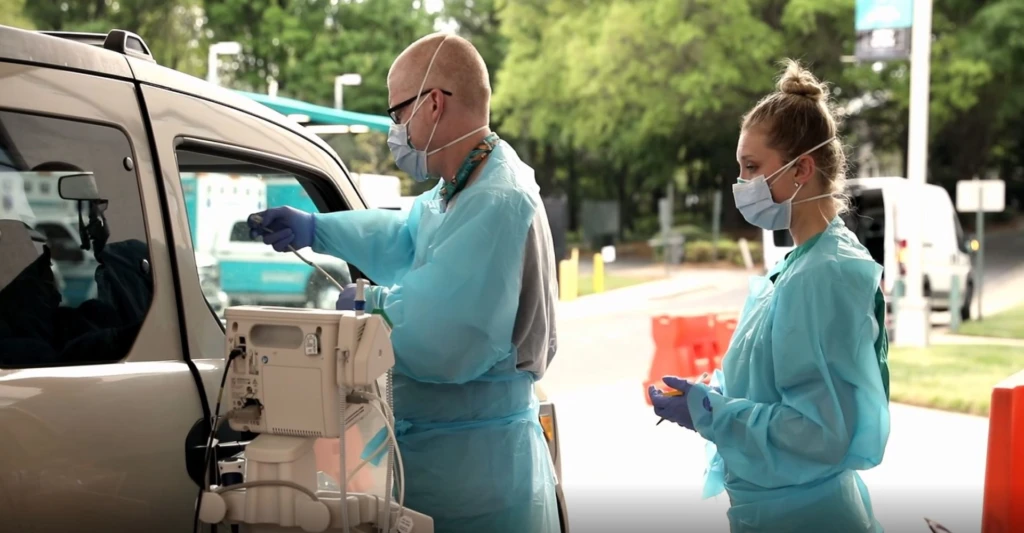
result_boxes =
[649,60,890,532]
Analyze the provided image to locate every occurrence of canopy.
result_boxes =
[237,91,392,133]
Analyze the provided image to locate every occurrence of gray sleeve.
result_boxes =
[512,203,559,379]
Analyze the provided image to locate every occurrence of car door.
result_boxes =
[0,63,204,531]
[129,60,368,494]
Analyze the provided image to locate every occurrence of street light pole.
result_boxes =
[206,41,242,87]
[895,0,932,347]
[334,74,363,110]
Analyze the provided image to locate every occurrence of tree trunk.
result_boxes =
[616,164,628,240]
[567,143,578,231]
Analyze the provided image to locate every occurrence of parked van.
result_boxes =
[762,177,975,321]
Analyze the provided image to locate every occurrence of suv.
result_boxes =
[0,26,568,533]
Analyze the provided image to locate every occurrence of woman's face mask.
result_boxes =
[732,137,835,231]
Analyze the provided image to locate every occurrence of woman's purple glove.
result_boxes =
[648,376,714,431]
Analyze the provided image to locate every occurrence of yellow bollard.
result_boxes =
[593,253,605,294]
[559,259,577,301]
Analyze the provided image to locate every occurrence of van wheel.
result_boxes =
[960,279,974,322]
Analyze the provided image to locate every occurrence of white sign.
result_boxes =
[601,245,617,264]
[956,179,1005,213]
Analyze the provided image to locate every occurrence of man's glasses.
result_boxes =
[387,88,453,124]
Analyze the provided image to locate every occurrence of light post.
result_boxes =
[894,0,933,347]
[334,74,362,110]
[206,41,242,87]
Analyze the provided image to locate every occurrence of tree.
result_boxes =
[0,0,34,29]
[22,0,206,76]
[202,0,437,115]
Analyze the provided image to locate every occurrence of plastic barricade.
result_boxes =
[644,313,727,405]
[981,369,1024,533]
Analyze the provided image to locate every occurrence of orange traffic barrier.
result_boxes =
[314,425,373,493]
[644,313,735,406]
[981,369,1024,533]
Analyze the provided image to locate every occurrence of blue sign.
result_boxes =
[856,0,913,31]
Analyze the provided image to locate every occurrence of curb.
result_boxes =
[931,333,1024,348]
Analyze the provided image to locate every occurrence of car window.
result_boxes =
[773,229,793,247]
[0,110,153,368]
[230,221,255,242]
[954,214,969,253]
[175,148,353,318]
[35,222,74,241]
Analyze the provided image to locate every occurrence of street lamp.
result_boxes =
[894,0,933,347]
[334,74,362,110]
[207,41,242,86]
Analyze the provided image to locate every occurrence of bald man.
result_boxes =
[248,33,561,533]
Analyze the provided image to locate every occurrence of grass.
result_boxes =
[959,305,1024,340]
[889,344,1024,416]
[577,274,657,296]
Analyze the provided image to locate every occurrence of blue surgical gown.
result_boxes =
[684,217,890,533]
[310,141,560,533]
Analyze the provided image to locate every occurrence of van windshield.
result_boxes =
[842,188,886,275]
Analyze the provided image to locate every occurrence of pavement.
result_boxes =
[544,235,1024,532]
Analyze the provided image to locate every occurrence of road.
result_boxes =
[544,231,1024,532]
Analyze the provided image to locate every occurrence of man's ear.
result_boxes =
[429,89,445,120]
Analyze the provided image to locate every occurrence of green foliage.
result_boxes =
[0,0,33,29]
[683,240,715,263]
[684,238,762,266]
[22,0,207,76]
[9,0,1024,235]
[202,0,436,114]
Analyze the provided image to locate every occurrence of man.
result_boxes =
[248,33,561,533]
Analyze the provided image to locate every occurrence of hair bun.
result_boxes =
[777,59,827,102]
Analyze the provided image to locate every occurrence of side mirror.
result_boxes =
[58,173,102,201]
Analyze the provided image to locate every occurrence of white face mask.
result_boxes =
[732,137,835,231]
[387,36,486,183]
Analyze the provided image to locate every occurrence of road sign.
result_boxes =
[856,0,913,31]
[956,179,1005,213]
[956,178,1004,322]
[855,0,912,61]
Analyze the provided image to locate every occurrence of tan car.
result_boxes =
[0,26,568,533]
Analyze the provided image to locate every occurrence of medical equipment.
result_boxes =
[197,293,434,533]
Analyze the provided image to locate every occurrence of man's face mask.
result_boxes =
[731,137,835,231]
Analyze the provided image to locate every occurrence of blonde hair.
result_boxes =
[742,59,849,213]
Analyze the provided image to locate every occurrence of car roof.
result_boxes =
[846,176,945,193]
[0,25,342,167]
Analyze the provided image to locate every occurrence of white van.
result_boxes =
[762,177,975,321]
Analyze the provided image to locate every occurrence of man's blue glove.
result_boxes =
[335,283,358,311]
[248,206,315,252]
[648,376,714,431]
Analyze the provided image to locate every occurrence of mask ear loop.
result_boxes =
[405,35,449,130]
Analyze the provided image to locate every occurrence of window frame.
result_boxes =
[173,137,358,329]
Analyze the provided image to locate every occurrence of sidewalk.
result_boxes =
[556,267,748,321]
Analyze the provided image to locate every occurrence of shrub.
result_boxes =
[685,240,716,262]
